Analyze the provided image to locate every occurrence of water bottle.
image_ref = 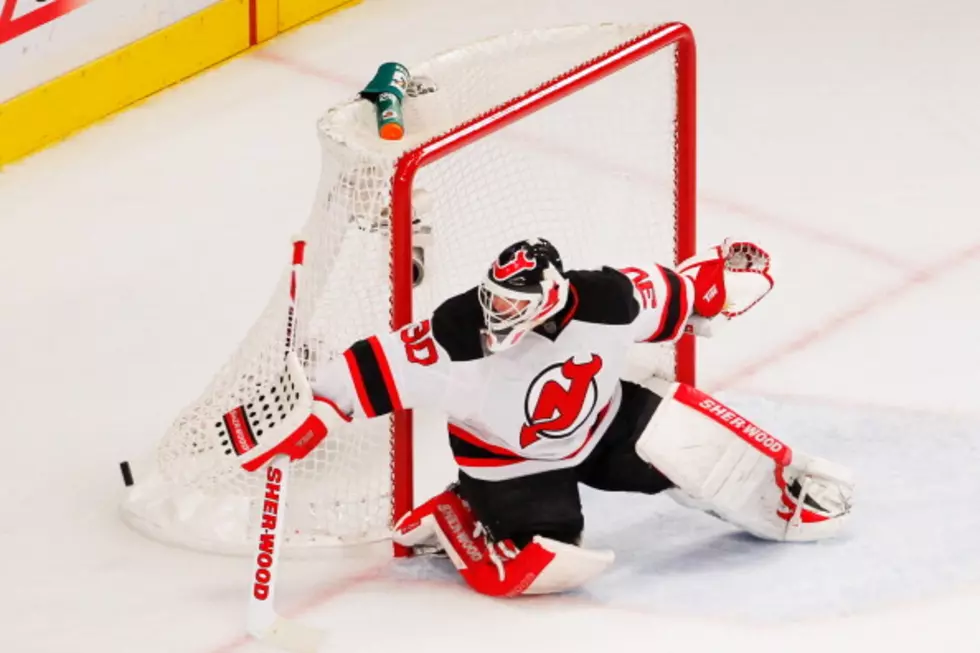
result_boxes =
[360,62,410,140]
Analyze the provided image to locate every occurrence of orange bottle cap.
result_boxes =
[379,122,404,140]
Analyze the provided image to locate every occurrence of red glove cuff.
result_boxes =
[686,258,727,318]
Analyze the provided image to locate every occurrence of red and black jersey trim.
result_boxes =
[343,337,403,418]
[448,423,524,468]
[645,266,687,342]
[448,398,613,469]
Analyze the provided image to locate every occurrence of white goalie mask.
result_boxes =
[478,238,570,353]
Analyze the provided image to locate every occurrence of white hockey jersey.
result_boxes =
[313,264,696,481]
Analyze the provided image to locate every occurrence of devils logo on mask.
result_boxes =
[519,354,603,448]
[492,250,537,282]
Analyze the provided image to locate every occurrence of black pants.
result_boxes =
[456,380,673,548]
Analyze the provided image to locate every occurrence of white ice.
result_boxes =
[2,0,979,651]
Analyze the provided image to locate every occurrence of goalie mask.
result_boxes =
[478,238,569,353]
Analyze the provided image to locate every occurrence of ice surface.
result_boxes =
[2,0,980,651]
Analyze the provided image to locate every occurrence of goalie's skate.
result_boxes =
[777,455,854,541]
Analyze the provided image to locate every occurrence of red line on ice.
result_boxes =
[708,240,980,392]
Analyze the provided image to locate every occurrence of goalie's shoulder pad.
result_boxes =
[431,287,486,361]
[564,267,639,326]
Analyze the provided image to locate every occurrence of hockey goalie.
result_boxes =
[229,237,854,597]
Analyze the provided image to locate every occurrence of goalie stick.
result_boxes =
[243,239,326,653]
[246,454,325,652]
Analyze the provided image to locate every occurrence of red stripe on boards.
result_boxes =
[248,0,257,46]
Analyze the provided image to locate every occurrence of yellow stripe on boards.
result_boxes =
[0,0,363,168]
[255,0,280,43]
[0,0,250,168]
[278,0,358,33]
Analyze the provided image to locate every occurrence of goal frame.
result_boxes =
[387,22,697,556]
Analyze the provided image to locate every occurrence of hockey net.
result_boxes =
[121,23,697,555]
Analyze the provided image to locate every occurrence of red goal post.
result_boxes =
[388,22,697,555]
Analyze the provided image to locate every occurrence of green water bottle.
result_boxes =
[360,62,410,140]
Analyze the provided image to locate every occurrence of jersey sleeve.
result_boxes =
[310,318,457,419]
[309,288,485,420]
[617,264,696,343]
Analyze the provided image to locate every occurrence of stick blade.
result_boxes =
[254,617,325,653]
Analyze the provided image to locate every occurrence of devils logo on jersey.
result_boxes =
[519,354,603,448]
[492,250,537,282]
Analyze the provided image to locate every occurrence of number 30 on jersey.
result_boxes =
[401,320,439,366]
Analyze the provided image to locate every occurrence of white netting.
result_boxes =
[121,24,687,554]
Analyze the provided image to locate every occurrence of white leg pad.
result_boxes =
[636,382,854,542]
[524,537,616,595]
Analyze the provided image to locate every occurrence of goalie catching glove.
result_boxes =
[393,486,614,597]
[217,351,352,472]
[679,239,774,321]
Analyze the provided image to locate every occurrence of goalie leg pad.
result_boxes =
[393,488,614,597]
[635,382,854,542]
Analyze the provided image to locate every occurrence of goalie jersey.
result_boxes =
[312,264,696,481]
